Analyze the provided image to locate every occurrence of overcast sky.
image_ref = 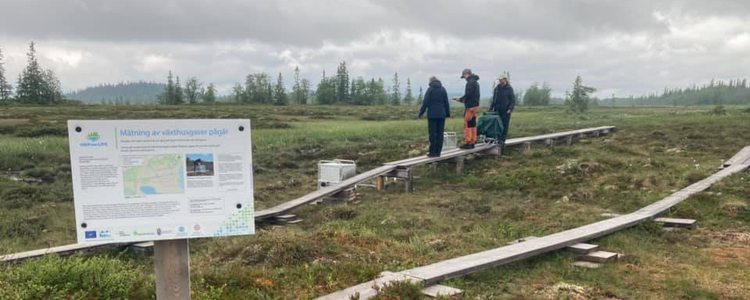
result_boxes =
[1,0,749,98]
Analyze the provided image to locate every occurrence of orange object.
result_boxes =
[463,107,479,144]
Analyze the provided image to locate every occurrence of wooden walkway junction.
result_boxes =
[0,126,613,263]
[316,146,750,300]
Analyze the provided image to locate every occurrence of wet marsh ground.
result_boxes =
[0,104,749,299]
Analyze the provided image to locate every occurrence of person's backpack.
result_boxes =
[477,112,505,141]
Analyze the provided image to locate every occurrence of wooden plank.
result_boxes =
[316,145,750,299]
[654,217,696,229]
[0,242,127,263]
[316,272,421,300]
[259,126,616,222]
[153,239,191,300]
[129,242,155,256]
[255,165,397,220]
[580,251,619,263]
[274,214,297,221]
[572,261,602,269]
[504,126,616,147]
[421,284,464,297]
[568,243,599,254]
[455,156,464,175]
[386,144,496,167]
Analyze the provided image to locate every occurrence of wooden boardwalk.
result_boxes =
[316,146,750,300]
[0,126,614,263]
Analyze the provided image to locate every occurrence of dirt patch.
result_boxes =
[535,282,626,300]
[706,247,750,265]
[696,229,750,246]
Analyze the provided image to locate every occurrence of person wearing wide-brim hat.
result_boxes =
[490,74,516,145]
[452,68,480,149]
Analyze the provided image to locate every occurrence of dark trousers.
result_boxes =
[428,118,446,155]
[499,112,511,141]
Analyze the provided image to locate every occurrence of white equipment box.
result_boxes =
[318,159,357,189]
[443,132,458,151]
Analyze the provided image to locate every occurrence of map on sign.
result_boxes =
[123,154,185,197]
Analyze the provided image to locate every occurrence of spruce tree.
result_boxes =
[174,76,184,104]
[335,61,350,104]
[158,71,175,105]
[292,66,302,105]
[16,42,47,104]
[273,72,288,105]
[203,83,217,103]
[300,78,310,105]
[417,86,423,105]
[403,77,414,105]
[390,72,401,105]
[0,47,12,101]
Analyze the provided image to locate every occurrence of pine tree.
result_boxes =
[300,78,311,105]
[273,72,288,105]
[203,83,217,103]
[184,77,201,104]
[0,47,12,101]
[173,76,184,104]
[335,61,350,104]
[403,77,414,105]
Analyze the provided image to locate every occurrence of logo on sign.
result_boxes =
[193,224,201,231]
[87,132,100,142]
[99,230,111,238]
[80,131,108,148]
[157,228,162,236]
[178,226,186,233]
[85,231,97,239]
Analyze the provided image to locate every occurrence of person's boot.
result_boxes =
[460,143,475,150]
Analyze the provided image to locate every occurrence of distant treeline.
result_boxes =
[600,79,750,106]
[157,62,421,106]
[66,81,166,104]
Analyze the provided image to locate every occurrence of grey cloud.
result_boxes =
[1,0,749,98]
[3,0,741,45]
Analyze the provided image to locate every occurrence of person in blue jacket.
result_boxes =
[419,76,451,157]
[490,74,516,144]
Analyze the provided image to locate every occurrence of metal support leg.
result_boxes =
[524,142,532,152]
[566,135,573,146]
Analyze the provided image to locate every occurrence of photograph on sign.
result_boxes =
[67,119,255,244]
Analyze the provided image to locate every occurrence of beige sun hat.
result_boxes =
[497,74,508,81]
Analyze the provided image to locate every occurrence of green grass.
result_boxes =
[0,104,749,299]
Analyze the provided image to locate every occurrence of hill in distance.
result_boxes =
[66,81,165,104]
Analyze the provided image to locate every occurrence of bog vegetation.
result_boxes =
[0,104,749,299]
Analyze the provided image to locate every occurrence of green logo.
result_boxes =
[87,132,100,142]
